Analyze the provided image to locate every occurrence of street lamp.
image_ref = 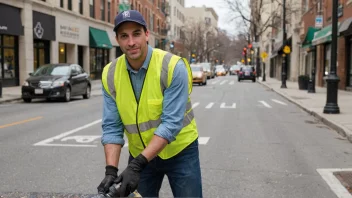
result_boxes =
[323,0,340,114]
[281,0,287,88]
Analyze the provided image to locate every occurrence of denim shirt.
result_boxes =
[101,45,189,146]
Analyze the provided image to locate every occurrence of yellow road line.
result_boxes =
[0,116,43,129]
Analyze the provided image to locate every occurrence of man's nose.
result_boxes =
[127,36,135,46]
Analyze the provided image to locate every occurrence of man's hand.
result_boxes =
[97,165,119,194]
[114,154,148,197]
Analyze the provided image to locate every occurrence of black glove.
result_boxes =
[97,165,118,194]
[114,154,148,197]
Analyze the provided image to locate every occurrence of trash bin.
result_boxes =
[0,79,2,98]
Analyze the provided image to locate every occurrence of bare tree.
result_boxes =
[223,0,300,75]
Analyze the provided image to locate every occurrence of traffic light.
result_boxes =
[242,47,248,65]
[192,53,196,58]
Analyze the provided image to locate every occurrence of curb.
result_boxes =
[258,81,352,143]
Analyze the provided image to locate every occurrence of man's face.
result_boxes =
[115,22,149,61]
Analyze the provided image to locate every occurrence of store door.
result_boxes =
[78,45,83,67]
[33,39,50,70]
[348,40,352,87]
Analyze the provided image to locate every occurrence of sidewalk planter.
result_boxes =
[298,75,309,90]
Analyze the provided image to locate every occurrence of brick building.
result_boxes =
[129,0,168,50]
[300,0,352,90]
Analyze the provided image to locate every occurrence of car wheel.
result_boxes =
[23,98,32,103]
[238,79,241,82]
[253,78,256,82]
[83,85,91,99]
[204,80,207,85]
[63,86,71,102]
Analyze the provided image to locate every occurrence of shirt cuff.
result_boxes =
[101,135,125,146]
[154,124,176,143]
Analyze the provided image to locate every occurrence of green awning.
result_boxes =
[89,27,112,49]
[302,27,319,49]
[312,22,340,46]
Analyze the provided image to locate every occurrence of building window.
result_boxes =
[59,43,67,63]
[108,0,111,22]
[90,0,95,18]
[68,0,72,10]
[174,7,176,16]
[60,0,64,8]
[79,0,83,14]
[150,12,154,32]
[101,0,105,21]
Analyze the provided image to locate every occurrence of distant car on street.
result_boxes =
[238,66,256,82]
[21,63,91,103]
[229,65,241,75]
[191,64,207,86]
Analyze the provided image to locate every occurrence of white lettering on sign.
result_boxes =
[0,26,8,30]
[60,25,79,40]
[61,135,101,143]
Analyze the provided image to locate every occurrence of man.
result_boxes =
[97,10,202,197]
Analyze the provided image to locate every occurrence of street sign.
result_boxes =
[252,42,259,48]
[315,15,323,28]
[283,45,291,54]
[261,52,268,61]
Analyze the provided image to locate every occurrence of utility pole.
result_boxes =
[281,0,287,88]
[323,0,340,114]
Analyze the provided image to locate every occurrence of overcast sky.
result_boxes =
[185,0,243,36]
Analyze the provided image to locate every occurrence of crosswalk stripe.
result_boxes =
[220,80,228,85]
[205,102,214,109]
[192,102,200,108]
[211,81,219,85]
[229,81,235,85]
[220,103,236,108]
[271,99,287,105]
[259,101,272,108]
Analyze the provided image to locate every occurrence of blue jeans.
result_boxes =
[128,139,203,197]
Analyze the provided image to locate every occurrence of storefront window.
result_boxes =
[90,48,96,79]
[3,48,15,79]
[33,40,50,71]
[59,43,67,63]
[3,35,15,47]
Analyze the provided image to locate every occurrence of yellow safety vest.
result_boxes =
[102,48,199,160]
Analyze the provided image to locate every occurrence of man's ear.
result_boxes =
[145,29,149,42]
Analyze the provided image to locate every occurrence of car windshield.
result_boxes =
[242,67,253,72]
[191,66,202,71]
[33,65,71,76]
[201,63,210,70]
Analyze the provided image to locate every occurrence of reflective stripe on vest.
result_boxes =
[106,52,173,101]
[124,100,194,134]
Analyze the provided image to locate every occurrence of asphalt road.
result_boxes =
[1,75,352,198]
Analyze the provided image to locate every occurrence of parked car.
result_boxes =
[215,65,227,76]
[191,64,207,85]
[200,62,215,79]
[238,66,256,82]
[22,63,91,102]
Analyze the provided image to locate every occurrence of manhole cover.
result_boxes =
[334,171,352,194]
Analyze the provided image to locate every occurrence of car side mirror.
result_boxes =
[71,72,78,76]
[29,72,33,76]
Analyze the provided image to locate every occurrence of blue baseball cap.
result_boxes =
[113,10,147,32]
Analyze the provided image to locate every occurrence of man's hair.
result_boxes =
[115,26,147,37]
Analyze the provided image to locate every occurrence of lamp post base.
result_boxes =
[323,75,340,114]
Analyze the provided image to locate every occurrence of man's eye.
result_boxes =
[134,33,141,36]
[121,35,127,38]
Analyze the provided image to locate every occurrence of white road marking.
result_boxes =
[205,103,214,109]
[271,99,287,105]
[220,80,228,85]
[220,103,236,108]
[229,81,235,85]
[192,102,200,108]
[198,137,210,145]
[259,101,272,108]
[211,81,219,85]
[317,168,352,198]
[33,119,102,146]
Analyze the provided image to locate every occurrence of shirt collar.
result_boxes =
[126,45,153,73]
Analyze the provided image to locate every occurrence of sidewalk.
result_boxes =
[258,77,352,143]
[0,80,102,104]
